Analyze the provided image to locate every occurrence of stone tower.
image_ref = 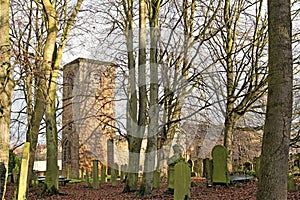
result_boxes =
[62,58,116,178]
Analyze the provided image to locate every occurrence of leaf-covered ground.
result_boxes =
[5,177,300,199]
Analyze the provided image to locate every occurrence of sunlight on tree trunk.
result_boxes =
[256,0,293,198]
[0,0,14,199]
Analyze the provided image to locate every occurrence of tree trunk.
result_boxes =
[256,0,293,198]
[140,0,161,195]
[0,0,14,198]
[41,0,59,193]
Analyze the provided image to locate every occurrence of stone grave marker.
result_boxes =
[18,142,30,200]
[81,167,84,180]
[193,159,203,177]
[111,163,118,187]
[92,160,99,189]
[101,165,107,183]
[85,168,91,187]
[153,169,161,189]
[174,161,191,200]
[288,175,298,192]
[203,158,213,186]
[212,145,230,185]
[255,157,261,179]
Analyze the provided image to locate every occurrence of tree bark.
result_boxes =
[0,0,14,198]
[256,0,293,198]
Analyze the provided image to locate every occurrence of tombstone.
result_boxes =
[153,169,161,189]
[110,163,118,187]
[92,160,99,189]
[211,145,230,185]
[187,159,195,177]
[288,175,298,192]
[101,165,107,183]
[18,142,30,200]
[167,144,184,193]
[193,159,203,177]
[107,139,114,175]
[0,162,6,199]
[254,157,261,179]
[203,158,213,186]
[81,167,85,180]
[174,161,191,200]
[85,168,91,187]
[120,164,126,181]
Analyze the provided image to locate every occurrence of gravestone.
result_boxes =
[193,159,203,177]
[101,165,107,183]
[18,142,30,200]
[212,145,230,185]
[85,168,91,187]
[0,162,6,199]
[111,163,118,187]
[120,164,126,181]
[187,159,195,177]
[174,161,191,200]
[288,175,298,192]
[203,158,213,186]
[153,169,161,189]
[81,167,85,180]
[92,160,99,189]
[254,157,261,179]
[167,144,184,193]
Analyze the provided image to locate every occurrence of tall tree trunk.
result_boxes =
[123,0,139,192]
[0,0,14,198]
[223,0,238,173]
[140,0,161,195]
[41,0,59,193]
[256,0,292,198]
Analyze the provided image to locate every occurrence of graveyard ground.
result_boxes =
[5,177,300,199]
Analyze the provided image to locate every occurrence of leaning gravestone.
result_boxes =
[174,161,191,200]
[212,145,230,185]
[92,160,99,189]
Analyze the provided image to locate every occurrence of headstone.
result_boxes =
[254,157,261,179]
[0,162,6,199]
[81,167,84,180]
[111,163,118,187]
[174,161,191,200]
[211,145,230,185]
[153,169,161,189]
[92,160,99,189]
[85,168,91,187]
[101,165,107,183]
[18,142,30,200]
[120,164,126,181]
[193,159,203,177]
[107,139,114,175]
[288,175,298,192]
[167,144,184,193]
[203,158,213,186]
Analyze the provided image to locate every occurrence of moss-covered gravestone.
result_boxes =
[212,145,230,185]
[92,160,99,189]
[153,169,161,189]
[288,175,298,192]
[174,161,191,200]
[101,165,107,183]
[254,157,261,179]
[111,163,118,187]
[203,158,213,186]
